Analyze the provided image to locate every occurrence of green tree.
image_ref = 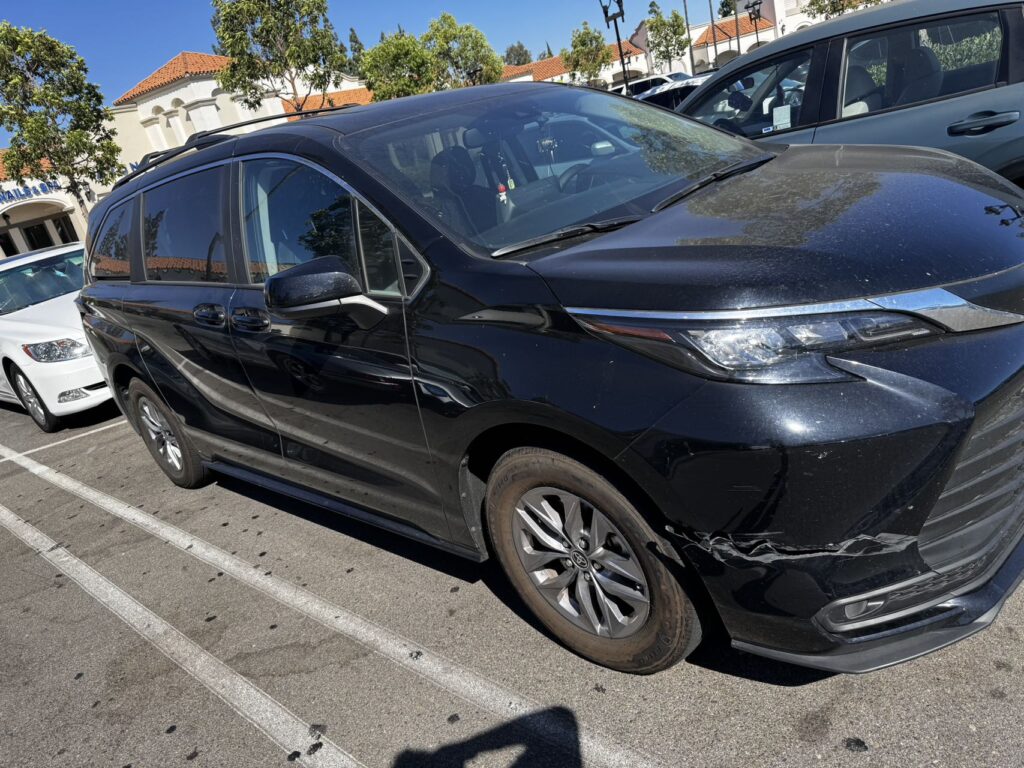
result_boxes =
[422,13,503,89]
[647,3,690,73]
[361,30,436,101]
[805,0,884,19]
[211,0,348,113]
[0,23,123,214]
[347,27,365,77]
[504,41,532,66]
[718,0,735,17]
[560,22,612,85]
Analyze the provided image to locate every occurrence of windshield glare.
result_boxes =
[0,250,85,316]
[346,87,767,254]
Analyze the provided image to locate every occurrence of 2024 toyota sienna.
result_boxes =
[79,83,1024,674]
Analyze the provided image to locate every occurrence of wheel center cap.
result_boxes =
[570,550,590,569]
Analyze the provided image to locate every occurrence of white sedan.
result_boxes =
[0,243,112,431]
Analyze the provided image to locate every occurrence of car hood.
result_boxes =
[0,292,86,344]
[528,144,1024,312]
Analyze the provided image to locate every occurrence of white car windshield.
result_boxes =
[0,250,85,316]
[345,87,767,255]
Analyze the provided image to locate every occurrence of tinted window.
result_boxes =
[840,12,1003,118]
[357,202,401,296]
[346,87,765,254]
[241,158,358,284]
[89,201,133,280]
[688,51,814,137]
[0,250,85,315]
[142,167,227,282]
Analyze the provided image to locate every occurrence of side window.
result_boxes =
[356,202,401,297]
[840,12,1003,118]
[241,158,358,284]
[142,167,227,282]
[88,201,134,280]
[688,51,814,137]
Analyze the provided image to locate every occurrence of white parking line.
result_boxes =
[0,439,659,768]
[0,420,128,464]
[0,502,362,768]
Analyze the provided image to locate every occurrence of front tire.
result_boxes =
[127,379,209,488]
[10,365,59,433]
[486,447,701,674]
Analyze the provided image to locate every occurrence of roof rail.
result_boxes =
[112,102,361,190]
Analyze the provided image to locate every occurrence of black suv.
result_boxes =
[80,83,1024,674]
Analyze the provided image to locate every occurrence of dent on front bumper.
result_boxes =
[626,322,1024,673]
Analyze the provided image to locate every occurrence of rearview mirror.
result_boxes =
[265,257,387,323]
[591,140,615,157]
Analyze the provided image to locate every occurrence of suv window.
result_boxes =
[688,51,813,137]
[241,158,401,296]
[142,167,228,282]
[89,201,134,280]
[840,12,1004,118]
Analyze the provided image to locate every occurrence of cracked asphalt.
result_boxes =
[0,399,1022,768]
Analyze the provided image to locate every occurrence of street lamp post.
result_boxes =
[682,0,696,74]
[745,0,764,46]
[599,0,631,92]
[707,0,719,63]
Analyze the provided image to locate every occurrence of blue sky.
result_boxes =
[3,1,719,116]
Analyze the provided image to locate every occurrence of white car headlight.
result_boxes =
[22,338,92,363]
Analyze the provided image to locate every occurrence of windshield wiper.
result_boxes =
[491,214,645,258]
[651,154,776,213]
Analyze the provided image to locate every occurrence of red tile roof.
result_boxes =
[114,52,231,105]
[280,86,374,114]
[693,16,774,48]
[0,149,53,183]
[501,41,645,82]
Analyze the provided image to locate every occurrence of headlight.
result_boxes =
[22,338,92,363]
[575,311,940,384]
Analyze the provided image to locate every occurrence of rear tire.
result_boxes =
[127,379,209,488]
[486,447,701,674]
[10,365,60,433]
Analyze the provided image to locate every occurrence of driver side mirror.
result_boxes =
[265,256,388,324]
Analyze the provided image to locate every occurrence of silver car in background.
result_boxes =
[677,0,1024,186]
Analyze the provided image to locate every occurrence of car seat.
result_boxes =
[842,65,884,117]
[895,47,943,107]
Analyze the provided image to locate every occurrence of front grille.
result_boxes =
[918,382,1024,576]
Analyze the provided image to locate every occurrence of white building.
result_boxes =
[501,41,651,89]
[0,154,89,258]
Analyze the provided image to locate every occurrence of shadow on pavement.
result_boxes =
[0,398,123,433]
[391,707,582,768]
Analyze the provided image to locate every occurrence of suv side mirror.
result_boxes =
[265,256,388,323]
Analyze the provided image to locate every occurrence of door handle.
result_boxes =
[947,111,1020,136]
[193,303,226,327]
[230,307,271,332]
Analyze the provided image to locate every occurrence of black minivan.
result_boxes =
[80,82,1024,674]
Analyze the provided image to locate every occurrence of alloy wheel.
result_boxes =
[137,396,183,472]
[512,486,650,639]
[14,372,46,425]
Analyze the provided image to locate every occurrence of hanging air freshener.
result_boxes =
[497,183,508,204]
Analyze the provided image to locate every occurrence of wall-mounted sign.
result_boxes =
[0,179,63,207]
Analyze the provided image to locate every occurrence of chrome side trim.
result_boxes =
[867,288,1024,332]
[567,287,1024,332]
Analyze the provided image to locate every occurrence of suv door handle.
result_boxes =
[947,111,1020,136]
[193,303,226,327]
[230,307,271,332]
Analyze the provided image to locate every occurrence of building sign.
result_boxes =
[0,179,63,207]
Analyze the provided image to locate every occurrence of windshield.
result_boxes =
[345,87,767,255]
[0,250,85,316]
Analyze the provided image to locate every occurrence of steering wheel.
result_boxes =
[713,117,744,135]
[557,162,590,192]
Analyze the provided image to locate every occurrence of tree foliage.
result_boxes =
[647,3,690,73]
[804,0,885,20]
[504,41,532,66]
[422,13,503,89]
[347,27,365,77]
[718,0,736,17]
[560,22,612,85]
[211,0,348,112]
[361,31,436,101]
[0,23,123,211]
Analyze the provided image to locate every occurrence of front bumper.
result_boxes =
[624,321,1024,672]
[20,353,112,416]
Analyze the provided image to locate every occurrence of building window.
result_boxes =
[53,215,78,244]
[22,223,54,251]
[0,231,17,257]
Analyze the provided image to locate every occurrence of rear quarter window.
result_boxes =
[88,200,135,280]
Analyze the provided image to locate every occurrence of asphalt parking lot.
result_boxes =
[0,401,1022,768]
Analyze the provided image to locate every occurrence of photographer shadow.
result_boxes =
[392,706,582,768]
